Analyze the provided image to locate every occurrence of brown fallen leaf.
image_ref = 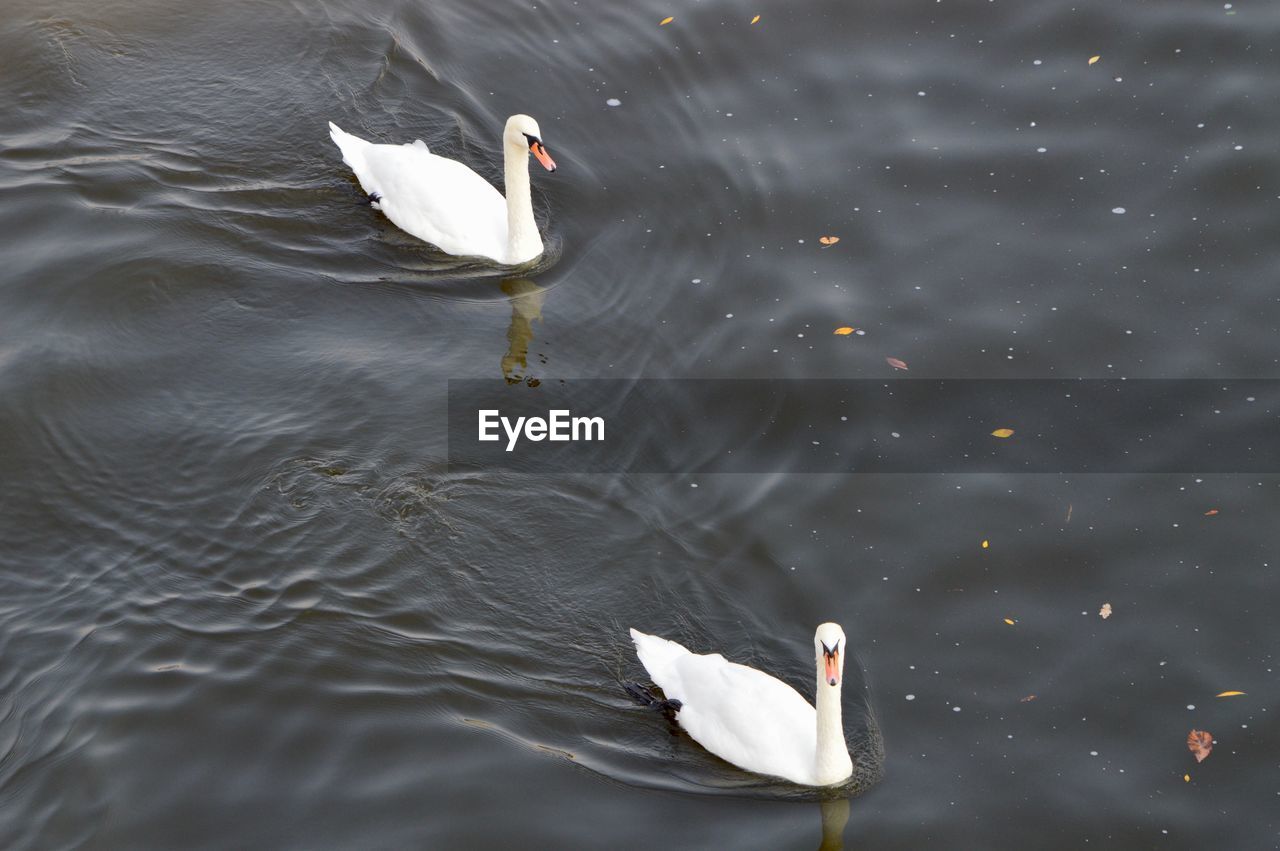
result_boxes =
[1003,617,1016,625]
[991,428,1015,438]
[833,326,855,336]
[1187,729,1213,763]
[1216,691,1246,697]
[1066,503,1073,523]
[1019,694,1037,702]
[819,235,840,246]
[1099,602,1113,619]
[1088,55,1101,65]
[659,16,674,25]
[1204,509,1219,516]
[750,14,761,24]
[886,357,909,371]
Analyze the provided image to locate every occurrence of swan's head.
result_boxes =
[505,114,557,173]
[814,622,847,688]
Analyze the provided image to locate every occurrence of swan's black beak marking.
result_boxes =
[524,132,557,172]
[821,640,841,687]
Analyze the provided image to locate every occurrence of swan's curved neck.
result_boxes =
[814,665,854,785]
[503,141,543,265]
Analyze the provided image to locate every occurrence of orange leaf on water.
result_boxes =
[751,14,761,24]
[659,16,674,25]
[1019,694,1037,702]
[1187,730,1213,763]
[1204,509,1219,516]
[991,428,1015,438]
[1099,602,1112,619]
[886,357,909,371]
[833,327,855,336]
[819,235,840,246]
[1088,55,1101,65]
[1216,691,1246,697]
[1003,617,1016,625]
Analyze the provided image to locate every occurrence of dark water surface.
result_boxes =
[3,0,1279,847]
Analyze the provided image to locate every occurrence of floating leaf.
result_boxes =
[751,14,761,24]
[1088,55,1101,65]
[886,357,909,371]
[833,326,855,336]
[982,539,990,549]
[1216,691,1246,697]
[1184,774,1191,782]
[1204,508,1219,516]
[659,16,674,25]
[1187,729,1213,763]
[991,428,1015,438]
[819,235,840,246]
[1003,617,1016,625]
[1019,694,1037,702]
[1099,602,1112,619]
[1066,503,1073,523]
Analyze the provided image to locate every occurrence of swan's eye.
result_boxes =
[523,132,542,149]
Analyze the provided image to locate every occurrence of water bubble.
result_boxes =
[605,98,621,107]
[1112,207,1127,214]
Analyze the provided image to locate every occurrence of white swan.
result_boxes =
[328,114,556,265]
[630,623,854,787]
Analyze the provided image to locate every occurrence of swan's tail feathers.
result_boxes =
[328,121,368,168]
[629,628,692,686]
[328,121,379,199]
[624,682,683,718]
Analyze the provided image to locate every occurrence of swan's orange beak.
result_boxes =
[531,140,557,172]
[824,649,840,687]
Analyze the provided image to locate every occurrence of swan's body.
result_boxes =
[630,624,854,787]
[328,114,556,265]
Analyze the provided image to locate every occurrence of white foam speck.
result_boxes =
[1112,207,1127,214]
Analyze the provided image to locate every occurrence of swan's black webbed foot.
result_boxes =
[625,682,682,716]
[365,192,382,206]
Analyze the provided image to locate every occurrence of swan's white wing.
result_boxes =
[631,629,817,785]
[329,123,509,263]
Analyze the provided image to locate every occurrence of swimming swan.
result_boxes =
[629,623,854,786]
[328,114,556,265]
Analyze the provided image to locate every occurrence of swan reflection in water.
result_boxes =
[500,277,548,385]
[818,797,851,850]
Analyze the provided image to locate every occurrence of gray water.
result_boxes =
[2,0,1278,847]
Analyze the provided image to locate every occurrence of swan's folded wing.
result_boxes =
[668,653,818,785]
[354,144,509,262]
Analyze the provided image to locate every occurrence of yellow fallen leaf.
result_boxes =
[1216,691,1246,697]
[660,16,674,25]
[1003,617,1016,625]
[819,235,840,246]
[751,14,761,24]
[833,327,855,335]
[1099,602,1112,619]
[982,540,989,549]
[1088,55,1100,65]
[1184,774,1190,782]
[1204,508,1219,516]
[991,428,1015,438]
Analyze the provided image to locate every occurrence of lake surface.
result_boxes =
[2,0,1278,846]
